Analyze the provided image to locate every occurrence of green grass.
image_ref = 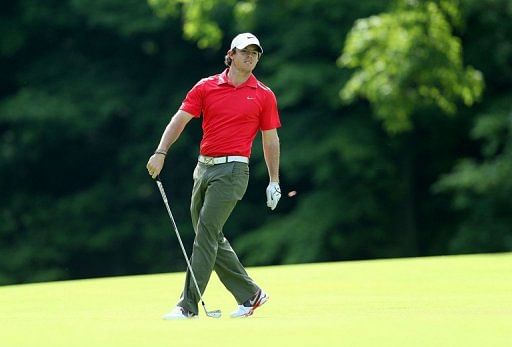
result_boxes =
[1,253,511,346]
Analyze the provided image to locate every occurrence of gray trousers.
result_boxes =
[178,161,259,314]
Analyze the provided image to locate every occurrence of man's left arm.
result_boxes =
[262,129,281,210]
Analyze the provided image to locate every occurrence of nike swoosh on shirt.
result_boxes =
[247,96,255,100]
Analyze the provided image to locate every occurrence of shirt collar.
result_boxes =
[218,69,258,89]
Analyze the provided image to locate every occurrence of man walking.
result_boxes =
[146,33,281,319]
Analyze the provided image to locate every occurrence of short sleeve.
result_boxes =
[260,90,281,130]
[179,80,204,118]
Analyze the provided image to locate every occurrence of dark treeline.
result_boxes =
[1,0,511,285]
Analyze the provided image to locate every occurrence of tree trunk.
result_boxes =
[397,136,418,256]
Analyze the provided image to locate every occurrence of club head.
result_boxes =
[207,310,222,318]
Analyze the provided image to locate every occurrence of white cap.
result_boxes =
[230,33,263,53]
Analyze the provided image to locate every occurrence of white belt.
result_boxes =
[198,155,249,165]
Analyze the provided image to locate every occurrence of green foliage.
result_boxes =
[434,98,512,252]
[339,0,483,133]
[70,0,167,36]
[0,0,202,284]
[428,0,512,253]
[148,0,257,48]
[1,0,511,285]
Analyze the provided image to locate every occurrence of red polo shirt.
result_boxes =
[179,69,281,158]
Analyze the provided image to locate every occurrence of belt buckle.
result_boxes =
[199,155,214,166]
[204,156,215,166]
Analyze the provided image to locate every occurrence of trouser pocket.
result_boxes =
[230,162,249,200]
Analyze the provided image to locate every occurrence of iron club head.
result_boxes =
[206,309,222,318]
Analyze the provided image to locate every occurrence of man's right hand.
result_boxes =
[146,153,166,179]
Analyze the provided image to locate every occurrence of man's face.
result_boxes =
[230,44,261,72]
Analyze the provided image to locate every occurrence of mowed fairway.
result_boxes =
[1,253,511,347]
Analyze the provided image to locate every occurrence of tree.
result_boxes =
[434,98,512,252]
[432,0,512,253]
[339,0,483,133]
[0,0,208,283]
[334,0,484,255]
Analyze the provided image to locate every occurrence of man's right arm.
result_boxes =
[146,110,194,179]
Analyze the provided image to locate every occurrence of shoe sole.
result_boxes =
[162,307,198,320]
[162,315,198,320]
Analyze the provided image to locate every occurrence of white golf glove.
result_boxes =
[266,182,281,210]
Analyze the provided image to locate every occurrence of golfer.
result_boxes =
[146,33,281,319]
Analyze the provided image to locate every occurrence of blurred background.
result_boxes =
[1,0,511,285]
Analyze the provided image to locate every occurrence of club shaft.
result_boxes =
[156,180,210,316]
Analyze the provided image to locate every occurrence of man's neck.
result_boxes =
[227,67,251,87]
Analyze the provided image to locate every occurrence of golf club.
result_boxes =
[155,176,222,318]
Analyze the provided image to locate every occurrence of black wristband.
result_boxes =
[154,150,167,156]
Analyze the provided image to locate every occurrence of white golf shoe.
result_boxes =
[162,306,197,320]
[230,289,269,318]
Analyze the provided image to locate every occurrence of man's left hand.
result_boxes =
[266,182,281,210]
